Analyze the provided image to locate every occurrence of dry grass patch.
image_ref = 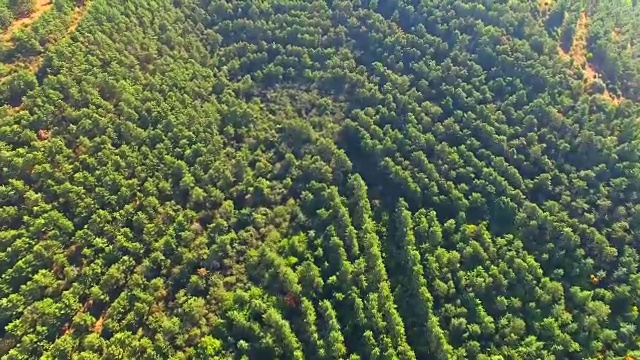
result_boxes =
[568,11,589,67]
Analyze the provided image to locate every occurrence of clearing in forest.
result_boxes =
[1,0,54,42]
[568,11,589,67]
[559,11,622,104]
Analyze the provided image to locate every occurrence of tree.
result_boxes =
[194,336,227,359]
[0,69,37,106]
[8,0,35,17]
[0,8,14,31]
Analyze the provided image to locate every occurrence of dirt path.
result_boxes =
[568,11,589,67]
[68,4,89,33]
[557,11,622,105]
[1,1,89,111]
[1,1,89,76]
[2,0,54,42]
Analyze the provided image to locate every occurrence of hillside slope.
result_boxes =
[1,0,640,359]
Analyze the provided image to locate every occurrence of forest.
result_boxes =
[1,0,640,358]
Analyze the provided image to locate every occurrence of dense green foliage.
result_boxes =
[1,0,640,359]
